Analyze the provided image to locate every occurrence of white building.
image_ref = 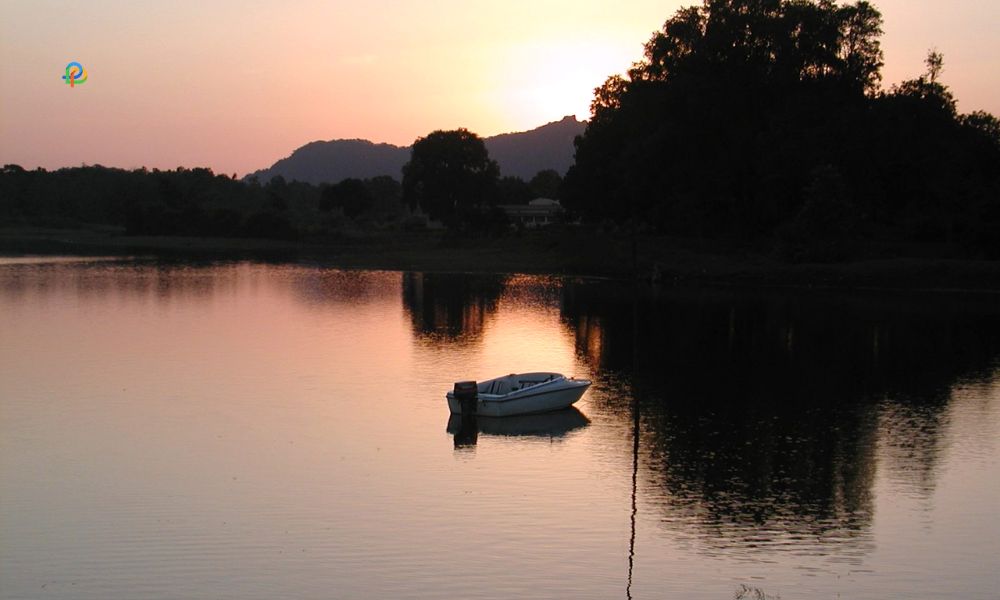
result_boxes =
[500,198,564,228]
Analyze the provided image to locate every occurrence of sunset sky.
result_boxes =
[1,0,998,177]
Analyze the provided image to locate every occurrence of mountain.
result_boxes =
[246,116,585,184]
[247,140,408,185]
[483,115,585,180]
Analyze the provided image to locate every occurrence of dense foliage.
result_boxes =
[320,178,374,218]
[0,152,560,239]
[563,0,1000,257]
[493,170,564,207]
[401,129,500,226]
[0,165,405,239]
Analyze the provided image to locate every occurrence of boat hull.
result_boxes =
[446,379,590,417]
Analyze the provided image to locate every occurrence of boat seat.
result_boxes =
[486,375,559,395]
[488,380,513,395]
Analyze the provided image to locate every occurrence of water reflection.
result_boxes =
[560,283,1000,555]
[2,259,999,598]
[0,259,240,303]
[5,261,995,539]
[0,259,403,310]
[281,267,399,307]
[447,406,590,448]
[402,272,507,344]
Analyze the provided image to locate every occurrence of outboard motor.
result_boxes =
[453,380,478,415]
[453,381,479,447]
[453,415,478,449]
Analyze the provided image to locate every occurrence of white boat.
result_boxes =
[446,372,591,417]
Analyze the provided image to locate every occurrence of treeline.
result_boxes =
[0,165,410,239]
[563,0,1000,259]
[0,161,562,239]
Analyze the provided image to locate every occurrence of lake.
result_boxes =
[1,257,998,599]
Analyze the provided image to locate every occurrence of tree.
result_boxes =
[564,0,1000,259]
[497,176,532,205]
[778,165,858,261]
[363,175,404,216]
[890,50,957,116]
[925,49,944,84]
[961,111,1000,149]
[565,0,887,234]
[320,178,373,218]
[838,1,885,93]
[401,129,499,226]
[529,169,562,199]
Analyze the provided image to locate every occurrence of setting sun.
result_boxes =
[493,37,640,126]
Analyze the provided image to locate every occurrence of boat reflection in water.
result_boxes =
[447,406,590,448]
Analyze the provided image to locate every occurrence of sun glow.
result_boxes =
[493,38,639,128]
[3,1,999,174]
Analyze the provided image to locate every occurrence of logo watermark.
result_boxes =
[62,61,87,87]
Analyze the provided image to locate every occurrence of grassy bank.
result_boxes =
[3,225,1000,292]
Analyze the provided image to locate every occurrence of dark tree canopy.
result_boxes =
[529,169,563,199]
[497,176,533,205]
[0,165,408,241]
[320,178,374,218]
[401,129,500,225]
[564,0,1000,256]
[364,175,404,215]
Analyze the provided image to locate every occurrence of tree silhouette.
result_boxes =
[320,178,373,218]
[497,175,532,205]
[563,0,1000,257]
[401,129,499,226]
[529,169,562,199]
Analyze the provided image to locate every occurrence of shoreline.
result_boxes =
[3,226,1000,294]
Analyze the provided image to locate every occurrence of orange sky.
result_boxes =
[1,0,998,177]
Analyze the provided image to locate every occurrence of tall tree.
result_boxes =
[564,0,886,236]
[401,129,499,226]
[566,3,1000,256]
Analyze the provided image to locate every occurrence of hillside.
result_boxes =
[247,140,408,185]
[246,116,585,184]
[484,115,584,179]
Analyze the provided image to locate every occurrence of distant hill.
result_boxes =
[247,140,409,185]
[246,116,585,184]
[483,115,584,180]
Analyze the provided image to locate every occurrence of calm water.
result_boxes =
[1,257,998,600]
